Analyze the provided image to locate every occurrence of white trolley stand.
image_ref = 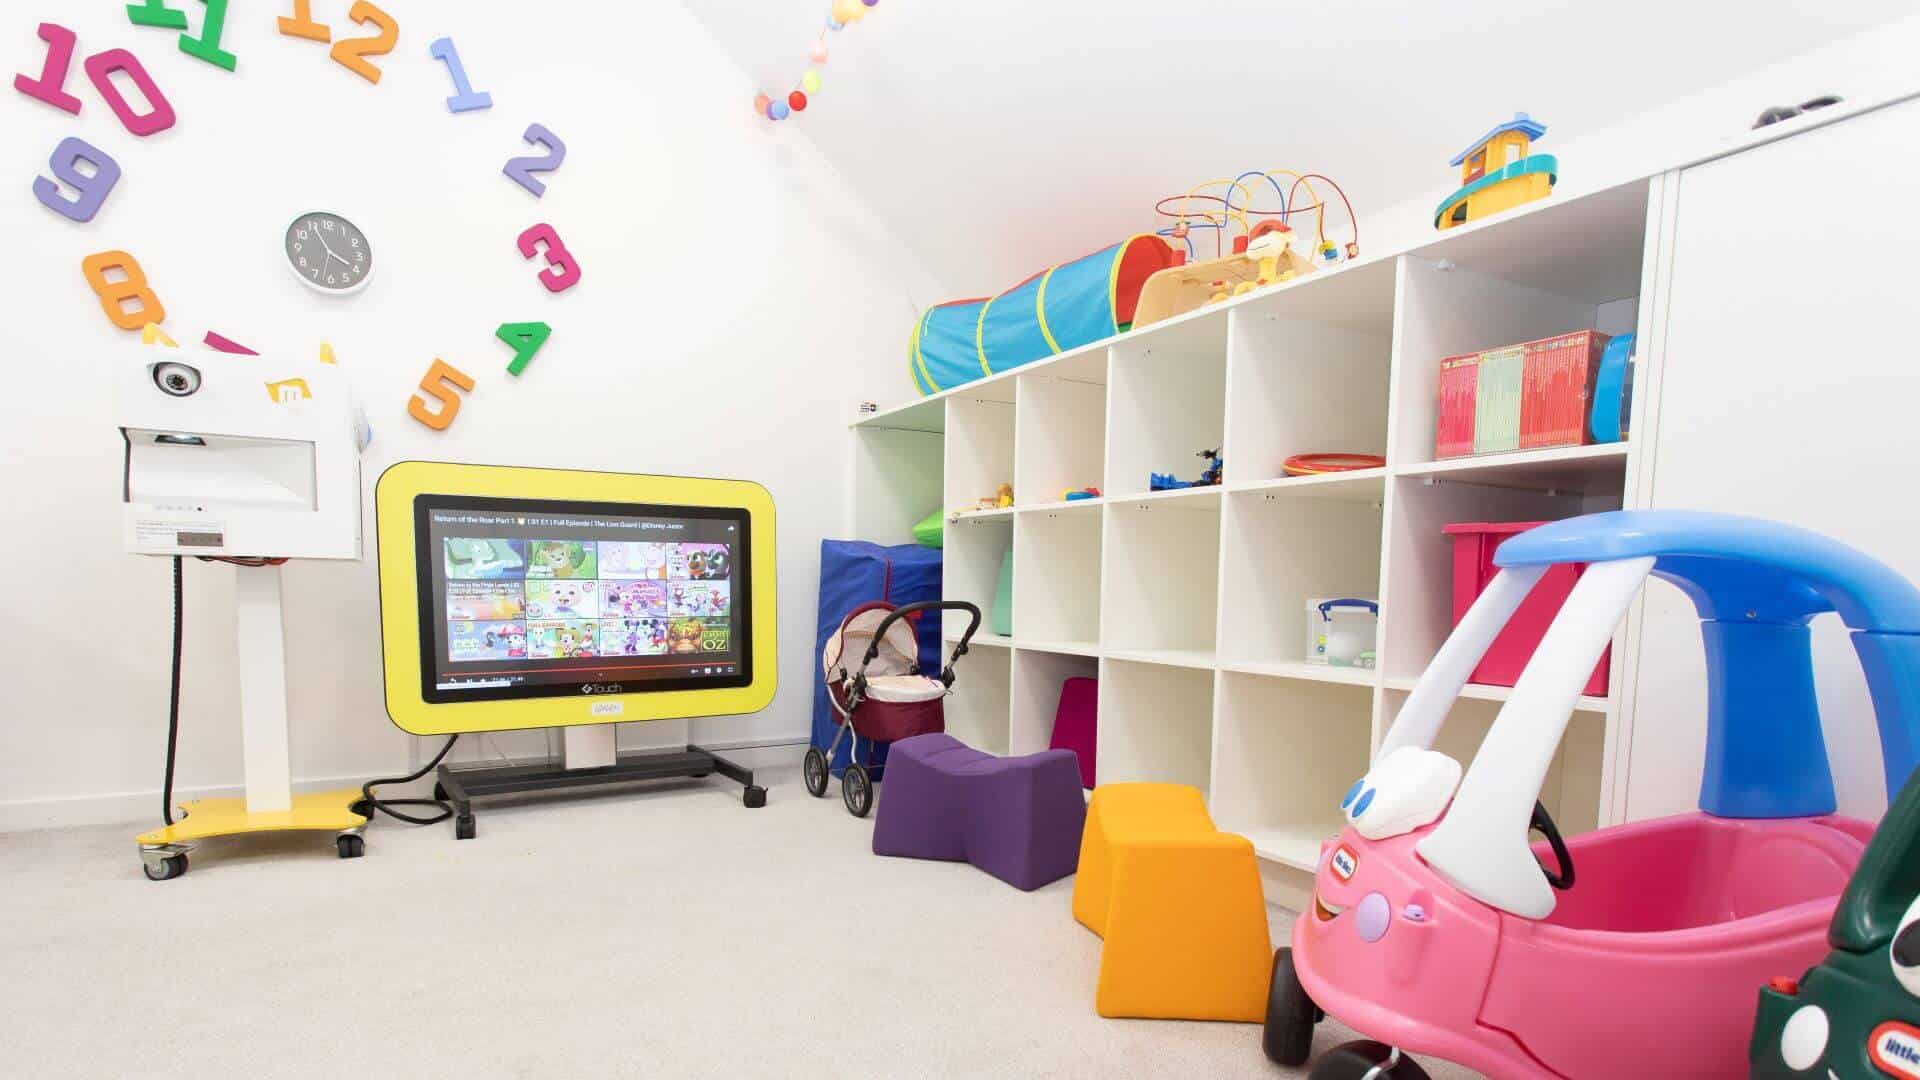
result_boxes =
[115,347,369,880]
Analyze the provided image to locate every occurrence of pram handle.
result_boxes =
[858,600,983,690]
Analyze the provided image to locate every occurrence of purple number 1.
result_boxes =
[34,137,123,223]
[503,124,565,198]
[429,37,491,113]
[14,22,83,114]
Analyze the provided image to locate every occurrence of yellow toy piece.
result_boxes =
[1133,240,1316,326]
[1072,783,1272,1021]
[995,482,1014,509]
[319,341,337,364]
[1435,112,1557,230]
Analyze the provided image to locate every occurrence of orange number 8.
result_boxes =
[82,250,166,331]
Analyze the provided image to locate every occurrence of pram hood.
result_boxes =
[823,601,922,681]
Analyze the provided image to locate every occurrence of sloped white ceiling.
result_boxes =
[691,0,1910,292]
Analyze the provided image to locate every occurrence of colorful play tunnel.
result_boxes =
[909,235,1179,395]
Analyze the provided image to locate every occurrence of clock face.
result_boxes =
[285,211,373,294]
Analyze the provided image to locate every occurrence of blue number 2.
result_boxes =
[429,37,492,113]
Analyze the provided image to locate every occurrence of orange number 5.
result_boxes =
[82,251,166,331]
[408,359,474,430]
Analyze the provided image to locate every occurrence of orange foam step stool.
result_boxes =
[1071,783,1272,1021]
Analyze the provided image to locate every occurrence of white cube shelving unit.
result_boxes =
[851,177,1660,897]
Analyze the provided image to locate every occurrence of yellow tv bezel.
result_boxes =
[376,461,776,736]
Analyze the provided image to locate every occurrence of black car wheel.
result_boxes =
[1263,947,1318,1065]
[1310,1041,1431,1080]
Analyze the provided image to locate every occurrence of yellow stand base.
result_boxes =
[137,788,367,846]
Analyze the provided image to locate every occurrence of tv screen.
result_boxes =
[413,494,751,703]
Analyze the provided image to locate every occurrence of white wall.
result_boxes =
[691,0,1915,290]
[0,1,948,828]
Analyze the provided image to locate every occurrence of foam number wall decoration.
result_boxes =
[496,322,551,375]
[503,125,565,197]
[84,50,176,136]
[82,251,166,330]
[330,2,399,84]
[277,0,331,42]
[33,137,122,224]
[516,224,580,293]
[14,22,84,114]
[125,1,189,31]
[408,359,475,430]
[178,0,238,72]
[429,37,491,112]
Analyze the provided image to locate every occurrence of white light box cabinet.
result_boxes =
[854,173,1667,899]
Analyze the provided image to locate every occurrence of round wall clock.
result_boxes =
[285,211,373,295]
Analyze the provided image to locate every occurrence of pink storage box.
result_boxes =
[1049,676,1097,789]
[1443,521,1609,697]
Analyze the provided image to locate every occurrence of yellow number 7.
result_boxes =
[408,359,474,431]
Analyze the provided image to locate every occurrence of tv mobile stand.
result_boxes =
[434,731,766,840]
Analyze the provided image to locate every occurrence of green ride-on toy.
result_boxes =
[1751,764,1920,1078]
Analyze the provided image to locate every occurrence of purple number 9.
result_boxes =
[33,137,122,223]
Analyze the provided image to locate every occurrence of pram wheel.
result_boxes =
[842,762,873,818]
[1310,1041,1430,1080]
[1262,947,1318,1065]
[803,748,829,798]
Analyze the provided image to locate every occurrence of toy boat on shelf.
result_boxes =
[1435,112,1557,230]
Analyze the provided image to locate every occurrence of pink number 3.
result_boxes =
[516,223,580,294]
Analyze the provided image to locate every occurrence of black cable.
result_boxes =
[162,556,184,826]
[358,734,461,825]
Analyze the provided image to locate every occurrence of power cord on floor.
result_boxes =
[356,734,462,825]
[162,556,184,826]
[157,555,460,829]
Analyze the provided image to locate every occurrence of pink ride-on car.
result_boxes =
[1264,510,1920,1079]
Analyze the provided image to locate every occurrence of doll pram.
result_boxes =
[804,599,982,818]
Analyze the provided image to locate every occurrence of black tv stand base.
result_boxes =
[434,744,766,839]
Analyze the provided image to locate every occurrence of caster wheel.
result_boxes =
[802,748,828,798]
[455,815,476,840]
[842,763,873,818]
[432,782,449,802]
[744,785,767,809]
[1310,1041,1431,1080]
[143,853,187,881]
[1263,947,1318,1066]
[337,834,366,859]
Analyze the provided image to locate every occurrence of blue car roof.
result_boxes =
[1495,510,1920,632]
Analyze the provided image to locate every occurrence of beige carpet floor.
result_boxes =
[1,765,1482,1079]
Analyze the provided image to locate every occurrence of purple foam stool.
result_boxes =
[871,733,1087,891]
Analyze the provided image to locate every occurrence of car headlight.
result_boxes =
[1779,1004,1829,1071]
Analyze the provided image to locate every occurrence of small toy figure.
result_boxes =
[1150,450,1223,491]
[1062,486,1102,501]
[996,483,1014,509]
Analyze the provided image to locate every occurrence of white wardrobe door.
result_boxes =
[1629,97,1920,821]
